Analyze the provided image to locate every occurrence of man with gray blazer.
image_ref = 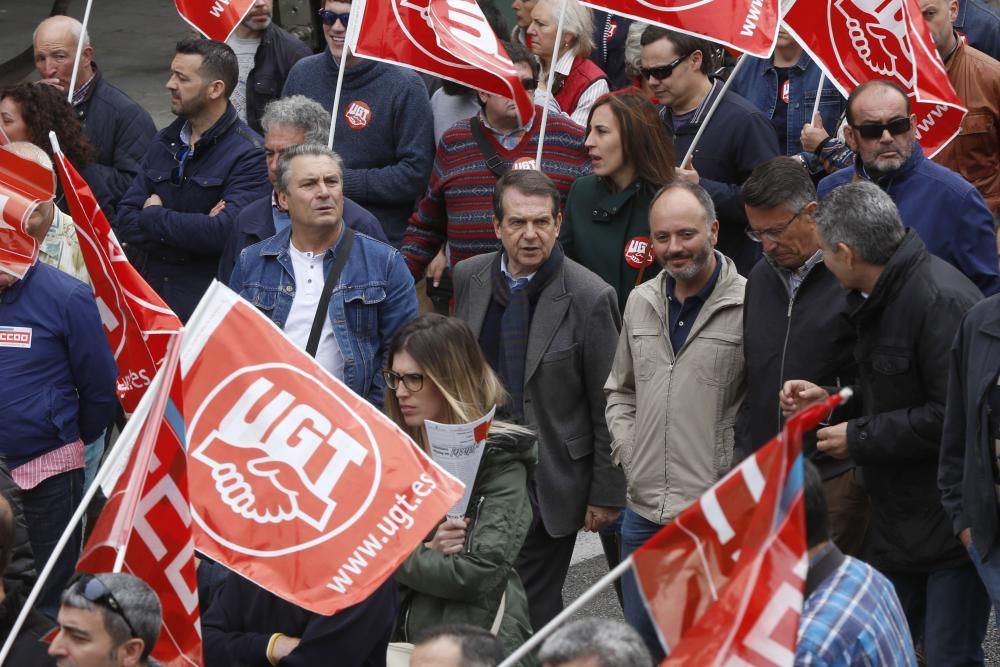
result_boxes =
[453,170,626,632]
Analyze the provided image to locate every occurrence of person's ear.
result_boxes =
[493,217,503,240]
[277,190,289,210]
[117,637,146,667]
[208,79,226,101]
[843,124,858,152]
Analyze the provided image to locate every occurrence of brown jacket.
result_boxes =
[933,38,1000,213]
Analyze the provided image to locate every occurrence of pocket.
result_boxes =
[693,329,743,386]
[630,327,661,380]
[869,349,911,376]
[565,433,593,461]
[243,286,282,313]
[541,343,578,365]
[343,285,387,335]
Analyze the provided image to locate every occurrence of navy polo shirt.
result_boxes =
[666,251,723,352]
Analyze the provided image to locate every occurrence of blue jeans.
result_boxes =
[885,562,990,666]
[968,540,1000,622]
[21,469,83,620]
[620,508,667,662]
[84,431,106,491]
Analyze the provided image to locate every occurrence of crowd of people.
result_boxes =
[5,0,1000,664]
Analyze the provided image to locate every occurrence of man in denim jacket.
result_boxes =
[229,144,417,407]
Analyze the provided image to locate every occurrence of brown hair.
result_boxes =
[0,83,96,167]
[586,89,676,191]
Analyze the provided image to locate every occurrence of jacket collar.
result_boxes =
[978,302,1000,340]
[0,262,39,305]
[853,141,924,187]
[324,48,378,84]
[848,228,924,319]
[258,223,349,259]
[162,102,240,153]
[638,251,744,322]
[764,50,811,73]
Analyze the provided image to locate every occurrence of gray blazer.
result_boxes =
[454,252,626,537]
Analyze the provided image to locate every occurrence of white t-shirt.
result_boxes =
[284,243,345,379]
[226,34,260,122]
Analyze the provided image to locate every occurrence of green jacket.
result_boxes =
[394,432,536,655]
[559,175,661,312]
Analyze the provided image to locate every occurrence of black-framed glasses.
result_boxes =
[851,117,911,140]
[383,370,425,392]
[170,145,191,186]
[745,205,806,243]
[318,9,350,26]
[639,52,692,81]
[521,77,538,91]
[71,573,137,639]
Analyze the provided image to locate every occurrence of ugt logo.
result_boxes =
[831,0,915,87]
[190,364,381,552]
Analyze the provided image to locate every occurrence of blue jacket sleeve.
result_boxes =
[371,251,418,407]
[97,108,157,209]
[201,575,271,667]
[344,199,388,242]
[955,188,1000,297]
[63,283,118,444]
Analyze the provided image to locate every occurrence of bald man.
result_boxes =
[33,15,156,220]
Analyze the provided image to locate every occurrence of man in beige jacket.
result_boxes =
[605,181,747,660]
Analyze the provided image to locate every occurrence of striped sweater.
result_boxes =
[402,109,590,279]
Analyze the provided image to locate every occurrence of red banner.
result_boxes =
[580,0,779,58]
[79,337,203,666]
[0,148,51,279]
[632,391,851,664]
[180,282,465,615]
[783,0,965,157]
[348,0,535,124]
[54,150,182,414]
[175,0,255,42]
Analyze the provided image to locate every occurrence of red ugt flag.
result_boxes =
[784,0,965,157]
[0,148,52,279]
[79,336,203,666]
[631,390,852,665]
[347,0,535,124]
[181,282,465,615]
[54,149,182,415]
[580,0,779,58]
[175,0,254,41]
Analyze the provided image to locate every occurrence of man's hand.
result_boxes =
[816,422,849,459]
[960,528,972,547]
[209,200,226,217]
[143,194,162,209]
[801,112,830,153]
[583,505,620,532]
[427,249,447,288]
[272,635,301,661]
[425,517,468,555]
[675,157,699,185]
[780,380,829,417]
[36,78,66,93]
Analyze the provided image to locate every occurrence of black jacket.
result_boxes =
[0,579,55,665]
[845,229,981,572]
[736,256,856,479]
[0,462,36,588]
[940,293,1000,560]
[245,23,311,134]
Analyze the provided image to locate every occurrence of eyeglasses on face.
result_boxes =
[70,573,138,639]
[745,205,806,243]
[639,52,692,81]
[851,117,911,140]
[383,370,425,392]
[318,9,350,26]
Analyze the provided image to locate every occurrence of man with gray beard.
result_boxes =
[605,181,746,660]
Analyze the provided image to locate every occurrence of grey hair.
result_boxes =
[741,156,815,212]
[4,141,53,171]
[261,95,331,146]
[815,181,904,265]
[536,0,595,58]
[650,181,717,229]
[61,573,162,661]
[275,143,344,193]
[538,618,654,667]
[624,21,649,78]
[33,15,91,49]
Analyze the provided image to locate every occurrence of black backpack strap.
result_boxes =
[306,227,355,357]
[804,543,846,598]
[469,116,507,177]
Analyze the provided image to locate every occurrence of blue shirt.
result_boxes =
[796,554,916,666]
[665,251,722,352]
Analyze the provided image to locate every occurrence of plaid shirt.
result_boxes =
[796,555,917,666]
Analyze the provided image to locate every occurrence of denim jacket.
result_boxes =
[729,52,846,172]
[229,226,418,407]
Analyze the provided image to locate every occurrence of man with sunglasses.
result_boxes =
[49,572,163,667]
[816,80,1000,296]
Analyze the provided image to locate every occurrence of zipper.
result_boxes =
[776,290,797,431]
[465,495,486,554]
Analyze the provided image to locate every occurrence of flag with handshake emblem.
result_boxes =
[180,282,466,615]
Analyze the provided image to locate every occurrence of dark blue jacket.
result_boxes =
[244,23,311,134]
[116,103,270,321]
[817,144,1000,297]
[956,0,1000,61]
[589,11,633,90]
[217,193,387,283]
[76,65,157,221]
[0,263,117,469]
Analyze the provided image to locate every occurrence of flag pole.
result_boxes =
[534,0,570,167]
[810,73,825,123]
[498,557,634,667]
[328,3,362,150]
[67,0,96,103]
[681,53,749,168]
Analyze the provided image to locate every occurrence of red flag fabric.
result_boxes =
[78,336,203,666]
[175,0,254,41]
[180,282,466,615]
[783,0,965,157]
[0,148,52,279]
[632,390,851,664]
[579,0,779,57]
[347,0,535,124]
[53,149,182,414]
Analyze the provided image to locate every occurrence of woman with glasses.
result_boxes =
[559,89,676,311]
[526,0,608,126]
[384,314,535,657]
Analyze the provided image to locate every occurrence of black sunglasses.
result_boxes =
[851,117,911,140]
[521,77,537,91]
[639,52,691,81]
[383,370,425,392]
[71,573,138,639]
[318,9,350,26]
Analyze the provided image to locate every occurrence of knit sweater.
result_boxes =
[282,52,435,245]
[401,110,589,279]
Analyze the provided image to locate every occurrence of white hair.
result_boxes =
[33,15,91,50]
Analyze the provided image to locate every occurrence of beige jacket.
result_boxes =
[605,255,746,525]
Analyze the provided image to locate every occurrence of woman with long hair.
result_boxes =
[560,89,676,310]
[385,314,534,657]
[526,0,608,126]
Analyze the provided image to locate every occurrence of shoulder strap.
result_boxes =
[804,543,846,598]
[306,227,355,357]
[469,116,507,177]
